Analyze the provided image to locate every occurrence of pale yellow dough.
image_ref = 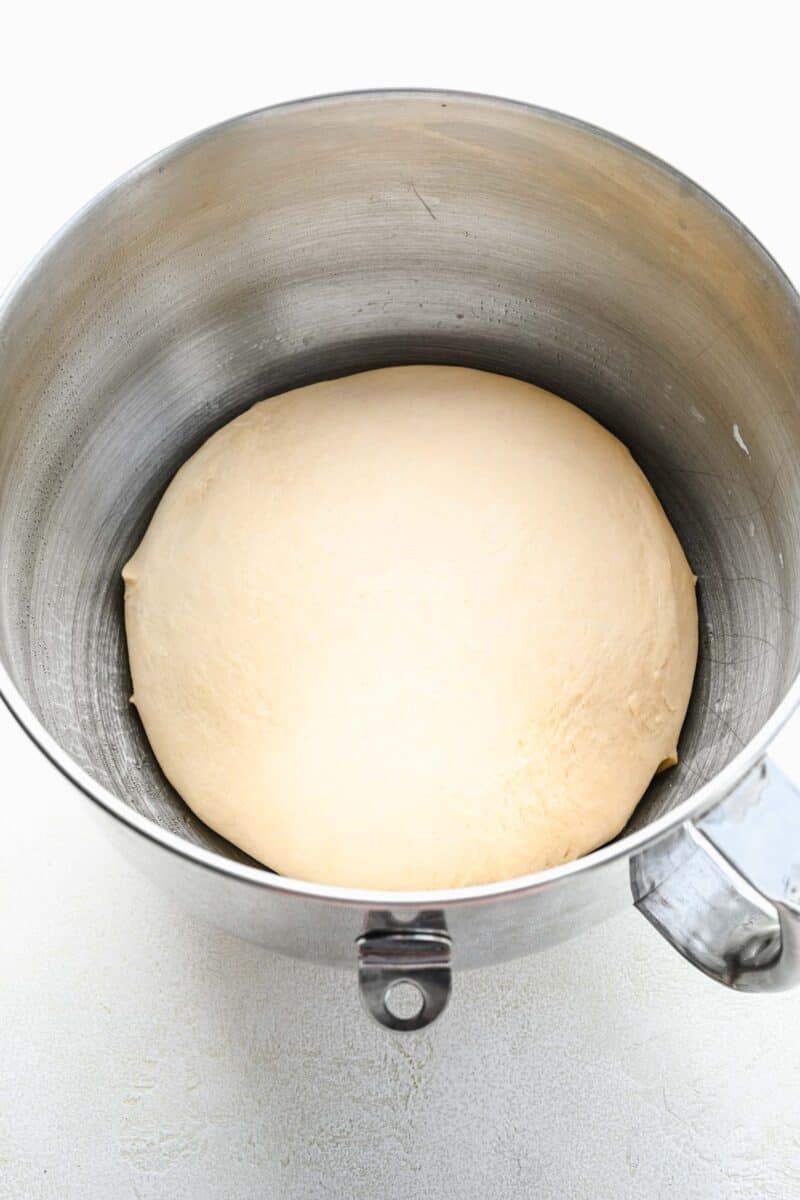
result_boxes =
[123,367,698,889]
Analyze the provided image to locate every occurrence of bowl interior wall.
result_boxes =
[1,95,799,870]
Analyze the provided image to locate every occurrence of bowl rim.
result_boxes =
[1,86,799,909]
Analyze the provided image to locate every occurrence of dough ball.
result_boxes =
[123,366,698,889]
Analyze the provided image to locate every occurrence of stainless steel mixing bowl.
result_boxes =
[2,91,799,1030]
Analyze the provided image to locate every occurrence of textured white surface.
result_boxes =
[2,707,800,1200]
[3,6,800,1197]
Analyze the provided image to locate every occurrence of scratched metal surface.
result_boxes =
[0,92,798,866]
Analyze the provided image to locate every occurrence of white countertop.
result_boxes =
[2,7,800,1197]
[3,717,800,1199]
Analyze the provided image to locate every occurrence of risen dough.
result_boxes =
[123,367,697,889]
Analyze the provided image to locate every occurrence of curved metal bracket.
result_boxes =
[632,757,800,991]
[357,911,452,1031]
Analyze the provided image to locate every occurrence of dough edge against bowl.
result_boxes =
[122,365,699,890]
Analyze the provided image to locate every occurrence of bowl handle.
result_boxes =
[632,730,800,991]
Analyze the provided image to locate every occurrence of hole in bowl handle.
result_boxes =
[632,749,800,991]
[357,916,452,1031]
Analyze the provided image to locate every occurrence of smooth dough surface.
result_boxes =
[123,366,698,889]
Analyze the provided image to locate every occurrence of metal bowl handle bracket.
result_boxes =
[357,911,452,1031]
[632,730,800,991]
